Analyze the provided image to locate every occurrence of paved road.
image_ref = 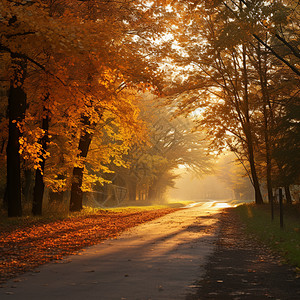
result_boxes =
[1,202,229,300]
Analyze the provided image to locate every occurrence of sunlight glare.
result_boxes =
[214,202,232,208]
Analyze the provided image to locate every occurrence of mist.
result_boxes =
[168,172,233,202]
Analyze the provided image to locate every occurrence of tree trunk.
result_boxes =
[32,95,50,215]
[7,54,27,217]
[284,184,292,205]
[242,45,264,205]
[49,174,65,203]
[23,169,34,202]
[69,116,93,212]
[70,166,85,211]
[128,180,137,201]
[49,190,64,203]
[257,43,274,206]
[247,141,264,204]
[147,180,158,201]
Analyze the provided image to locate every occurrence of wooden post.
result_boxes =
[279,188,284,228]
[271,191,274,221]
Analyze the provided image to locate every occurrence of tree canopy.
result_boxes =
[1,0,299,216]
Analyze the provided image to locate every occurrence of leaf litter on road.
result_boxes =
[0,208,179,284]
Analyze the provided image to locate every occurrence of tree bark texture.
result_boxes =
[23,169,34,202]
[128,180,137,202]
[7,54,27,217]
[247,138,264,204]
[257,43,274,205]
[242,45,264,204]
[49,190,64,203]
[32,97,50,215]
[284,185,292,205]
[70,166,85,211]
[69,116,93,212]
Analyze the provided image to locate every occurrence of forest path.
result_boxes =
[1,201,229,300]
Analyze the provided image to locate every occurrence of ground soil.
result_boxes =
[187,208,300,300]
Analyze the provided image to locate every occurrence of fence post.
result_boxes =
[271,190,274,221]
[279,188,284,228]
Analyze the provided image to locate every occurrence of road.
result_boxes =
[1,201,230,300]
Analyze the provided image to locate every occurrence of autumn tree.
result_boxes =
[164,2,264,203]
[67,0,173,211]
[272,99,300,203]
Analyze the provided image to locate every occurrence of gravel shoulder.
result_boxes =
[187,208,300,300]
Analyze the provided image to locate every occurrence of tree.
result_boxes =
[165,3,264,203]
[67,0,174,211]
[1,0,90,216]
[7,54,27,217]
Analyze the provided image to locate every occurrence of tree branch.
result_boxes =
[223,1,300,77]
[252,34,300,76]
[5,31,36,38]
[274,33,300,59]
[0,43,68,86]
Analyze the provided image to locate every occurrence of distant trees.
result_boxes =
[216,154,254,201]
[102,94,213,203]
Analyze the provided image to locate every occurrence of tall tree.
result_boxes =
[165,2,264,203]
[163,0,299,204]
[67,0,173,211]
[7,54,27,217]
[32,93,50,215]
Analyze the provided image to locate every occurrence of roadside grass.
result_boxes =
[236,204,300,268]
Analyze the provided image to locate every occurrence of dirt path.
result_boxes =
[0,202,226,300]
[187,208,300,300]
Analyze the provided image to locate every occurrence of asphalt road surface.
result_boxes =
[1,201,230,300]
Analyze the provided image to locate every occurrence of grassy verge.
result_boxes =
[235,204,300,268]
